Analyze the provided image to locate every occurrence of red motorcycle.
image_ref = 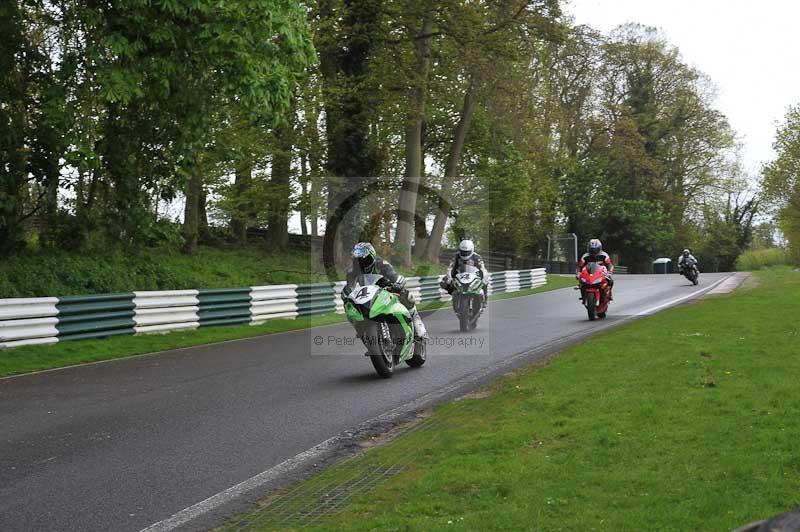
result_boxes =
[577,262,611,321]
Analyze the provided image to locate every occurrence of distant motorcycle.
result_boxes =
[451,264,486,332]
[342,274,426,378]
[680,259,699,285]
[577,262,611,321]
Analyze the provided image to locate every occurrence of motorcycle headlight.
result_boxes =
[470,278,481,290]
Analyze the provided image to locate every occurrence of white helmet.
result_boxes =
[458,239,475,259]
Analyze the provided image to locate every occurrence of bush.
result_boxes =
[0,245,453,298]
[0,246,329,298]
[734,248,792,271]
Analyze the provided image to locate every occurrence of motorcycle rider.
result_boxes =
[677,249,699,274]
[344,242,428,340]
[576,238,614,300]
[439,239,489,306]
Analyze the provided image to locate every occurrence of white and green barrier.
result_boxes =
[0,268,546,349]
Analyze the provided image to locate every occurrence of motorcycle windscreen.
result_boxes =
[345,274,386,317]
[455,264,480,284]
[352,273,385,288]
[583,262,607,283]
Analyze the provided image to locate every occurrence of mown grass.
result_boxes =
[225,267,800,532]
[735,248,793,271]
[0,275,574,377]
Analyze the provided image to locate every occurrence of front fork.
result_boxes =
[580,285,609,306]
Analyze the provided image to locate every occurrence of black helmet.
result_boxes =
[352,242,377,273]
[588,238,602,255]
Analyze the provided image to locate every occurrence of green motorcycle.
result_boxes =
[343,274,426,378]
[452,265,486,332]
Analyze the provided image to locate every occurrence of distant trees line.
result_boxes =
[0,1,778,272]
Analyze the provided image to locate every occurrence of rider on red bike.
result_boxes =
[576,238,614,300]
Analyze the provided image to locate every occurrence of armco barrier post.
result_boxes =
[250,284,300,322]
[56,293,136,341]
[0,297,60,348]
[133,290,200,334]
[197,288,252,327]
[295,283,336,317]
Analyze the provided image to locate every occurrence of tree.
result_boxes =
[317,0,384,266]
[763,105,800,262]
[0,1,71,255]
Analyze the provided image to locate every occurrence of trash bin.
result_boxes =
[652,258,673,274]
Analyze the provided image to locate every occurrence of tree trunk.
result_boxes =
[425,74,480,262]
[318,0,382,271]
[310,176,319,237]
[412,120,430,261]
[395,16,434,267]
[299,151,309,236]
[0,91,28,254]
[38,154,61,248]
[306,111,322,238]
[266,113,294,250]
[182,175,202,254]
[0,3,32,255]
[230,161,252,245]
[198,186,209,243]
[413,194,429,261]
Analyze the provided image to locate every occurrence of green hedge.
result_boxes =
[734,248,792,271]
[0,247,449,298]
[0,247,327,298]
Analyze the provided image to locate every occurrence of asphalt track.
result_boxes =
[0,273,732,532]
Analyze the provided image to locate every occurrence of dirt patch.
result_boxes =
[357,410,431,449]
[453,388,495,401]
[740,274,760,290]
[525,437,552,453]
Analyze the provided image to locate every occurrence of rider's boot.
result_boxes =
[411,308,428,340]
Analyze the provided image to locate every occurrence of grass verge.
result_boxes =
[0,275,575,377]
[222,267,800,531]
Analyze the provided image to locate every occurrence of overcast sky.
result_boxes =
[566,0,800,175]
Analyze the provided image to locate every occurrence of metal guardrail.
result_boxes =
[0,268,546,349]
[56,293,136,341]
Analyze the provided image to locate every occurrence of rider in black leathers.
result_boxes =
[344,242,428,339]
[677,249,699,274]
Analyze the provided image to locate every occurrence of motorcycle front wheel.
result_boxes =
[366,322,395,378]
[586,292,597,321]
[457,295,470,332]
[468,295,480,330]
